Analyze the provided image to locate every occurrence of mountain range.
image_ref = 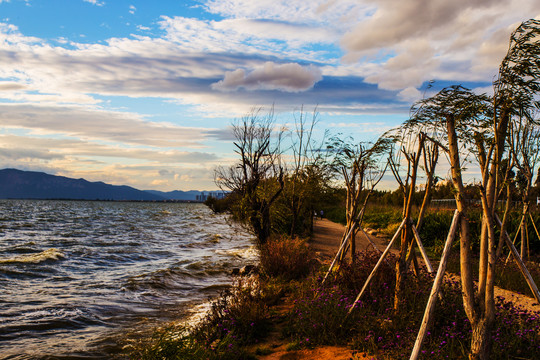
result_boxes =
[0,168,218,201]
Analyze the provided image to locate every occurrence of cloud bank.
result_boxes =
[212,62,322,92]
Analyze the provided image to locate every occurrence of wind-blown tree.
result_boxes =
[413,85,495,360]
[509,110,540,260]
[327,136,389,263]
[410,19,540,359]
[215,108,284,245]
[385,126,428,310]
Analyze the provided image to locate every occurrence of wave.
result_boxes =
[214,246,258,259]
[0,248,65,264]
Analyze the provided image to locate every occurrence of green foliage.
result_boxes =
[204,194,233,213]
[361,205,403,236]
[193,277,272,346]
[136,324,256,360]
[418,211,455,247]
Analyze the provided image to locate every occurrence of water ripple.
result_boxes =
[0,200,255,359]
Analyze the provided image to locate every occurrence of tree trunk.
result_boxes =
[469,318,492,360]
[520,202,529,260]
[446,114,477,322]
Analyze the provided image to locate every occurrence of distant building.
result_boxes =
[196,191,227,202]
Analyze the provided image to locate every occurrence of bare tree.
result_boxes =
[283,106,326,237]
[385,126,426,310]
[215,108,284,245]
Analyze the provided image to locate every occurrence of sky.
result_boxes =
[0,0,538,191]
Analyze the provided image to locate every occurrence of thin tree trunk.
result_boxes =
[520,203,529,260]
[446,114,476,321]
[409,210,460,360]
[395,136,424,312]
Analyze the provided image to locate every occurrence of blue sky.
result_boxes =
[0,0,538,190]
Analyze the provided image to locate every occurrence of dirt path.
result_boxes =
[310,218,387,261]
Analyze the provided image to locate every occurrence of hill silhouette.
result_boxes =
[0,168,164,201]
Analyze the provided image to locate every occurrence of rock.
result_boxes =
[232,265,258,276]
[365,228,378,236]
[239,264,258,276]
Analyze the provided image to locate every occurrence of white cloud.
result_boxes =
[340,0,540,90]
[211,62,322,92]
[203,0,368,28]
[0,82,26,91]
[327,121,391,133]
[129,5,136,14]
[397,87,423,102]
[83,0,105,6]
[0,103,211,148]
[158,16,337,60]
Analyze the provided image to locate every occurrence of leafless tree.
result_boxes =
[215,108,284,245]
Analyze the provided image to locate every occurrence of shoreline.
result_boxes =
[130,216,539,359]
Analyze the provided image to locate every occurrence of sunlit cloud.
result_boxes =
[0,103,211,148]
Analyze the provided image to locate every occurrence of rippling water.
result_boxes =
[0,200,256,359]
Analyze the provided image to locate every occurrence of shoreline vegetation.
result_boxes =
[127,19,540,359]
[128,214,540,360]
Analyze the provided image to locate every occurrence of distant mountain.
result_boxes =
[0,168,165,201]
[144,189,204,201]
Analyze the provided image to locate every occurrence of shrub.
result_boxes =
[137,324,255,360]
[204,194,234,213]
[259,236,314,280]
[133,277,268,360]
[193,277,271,346]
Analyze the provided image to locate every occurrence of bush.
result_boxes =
[204,194,234,213]
[192,277,271,346]
[259,236,314,280]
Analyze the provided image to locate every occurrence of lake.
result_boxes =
[0,200,255,359]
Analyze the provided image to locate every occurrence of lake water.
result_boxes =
[0,200,256,359]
